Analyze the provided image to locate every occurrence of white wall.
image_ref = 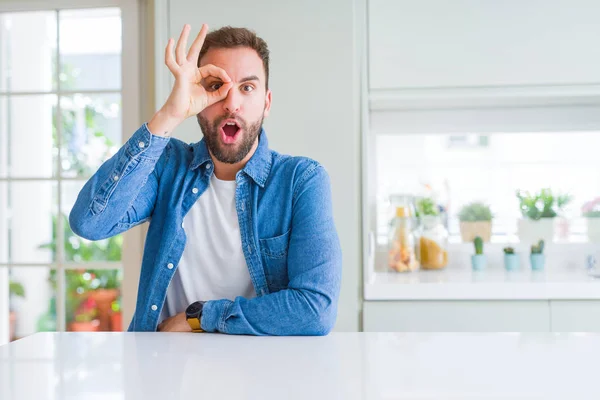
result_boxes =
[161,0,362,331]
[368,0,600,90]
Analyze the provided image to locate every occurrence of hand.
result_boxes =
[148,24,233,135]
[157,312,192,332]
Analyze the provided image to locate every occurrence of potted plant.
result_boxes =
[110,298,122,331]
[458,202,493,242]
[471,236,486,271]
[41,215,123,331]
[86,270,121,331]
[9,280,25,341]
[516,189,571,244]
[69,297,100,332]
[503,247,520,271]
[582,198,600,243]
[530,240,545,270]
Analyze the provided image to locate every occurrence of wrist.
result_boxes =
[147,108,184,137]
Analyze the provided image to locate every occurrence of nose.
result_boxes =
[222,86,241,114]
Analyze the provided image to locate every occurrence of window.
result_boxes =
[375,131,600,244]
[366,102,600,274]
[0,4,133,343]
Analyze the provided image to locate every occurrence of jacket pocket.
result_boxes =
[259,229,291,291]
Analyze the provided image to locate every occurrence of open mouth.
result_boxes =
[219,119,242,144]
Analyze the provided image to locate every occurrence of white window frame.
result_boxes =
[0,0,142,339]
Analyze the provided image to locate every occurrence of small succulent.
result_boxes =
[531,240,545,254]
[474,236,484,255]
[503,247,515,255]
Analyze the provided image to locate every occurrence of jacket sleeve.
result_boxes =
[200,164,343,336]
[69,124,170,240]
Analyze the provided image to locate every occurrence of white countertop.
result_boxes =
[2,332,600,399]
[365,268,600,300]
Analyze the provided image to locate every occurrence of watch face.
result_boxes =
[187,304,200,314]
[186,301,204,317]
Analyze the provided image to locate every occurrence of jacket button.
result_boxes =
[138,141,145,148]
[151,305,158,311]
[167,263,174,269]
[192,188,198,194]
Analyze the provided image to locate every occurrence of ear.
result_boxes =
[263,89,272,118]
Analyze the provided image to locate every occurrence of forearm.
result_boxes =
[201,285,339,336]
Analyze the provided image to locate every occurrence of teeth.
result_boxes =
[226,122,236,126]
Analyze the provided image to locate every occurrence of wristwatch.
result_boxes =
[186,301,206,332]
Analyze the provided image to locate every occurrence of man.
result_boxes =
[69,24,342,335]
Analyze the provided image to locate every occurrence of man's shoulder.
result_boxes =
[268,150,329,192]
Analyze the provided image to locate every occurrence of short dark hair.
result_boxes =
[198,26,270,89]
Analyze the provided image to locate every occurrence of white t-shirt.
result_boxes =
[160,174,256,322]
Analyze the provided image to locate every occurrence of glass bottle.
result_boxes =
[417,214,449,270]
[388,205,420,272]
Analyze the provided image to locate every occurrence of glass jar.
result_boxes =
[388,205,420,272]
[417,215,449,270]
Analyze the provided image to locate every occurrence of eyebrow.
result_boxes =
[239,75,260,83]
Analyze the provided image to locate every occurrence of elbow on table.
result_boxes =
[304,305,338,336]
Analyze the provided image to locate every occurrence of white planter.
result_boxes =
[586,218,600,243]
[517,218,554,244]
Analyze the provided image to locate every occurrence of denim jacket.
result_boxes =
[69,124,342,335]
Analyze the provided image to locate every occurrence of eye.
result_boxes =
[207,82,223,92]
[242,84,254,93]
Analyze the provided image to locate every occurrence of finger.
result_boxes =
[198,64,232,83]
[175,24,190,65]
[207,81,233,105]
[164,38,178,74]
[187,24,209,63]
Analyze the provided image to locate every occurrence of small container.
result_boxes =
[530,254,545,270]
[417,215,449,270]
[388,205,420,273]
[504,254,520,271]
[471,254,487,271]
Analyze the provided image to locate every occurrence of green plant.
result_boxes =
[416,197,439,217]
[473,236,484,255]
[459,202,493,222]
[531,240,545,254]
[503,247,515,255]
[9,280,25,298]
[516,189,572,220]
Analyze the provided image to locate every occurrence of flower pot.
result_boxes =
[88,289,119,331]
[530,254,545,270]
[9,311,17,341]
[504,254,520,271]
[110,312,123,331]
[460,221,492,243]
[68,319,100,332]
[586,218,600,243]
[517,218,554,244]
[471,254,487,271]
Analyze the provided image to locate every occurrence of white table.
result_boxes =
[1,332,599,399]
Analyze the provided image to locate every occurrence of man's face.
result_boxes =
[197,47,271,164]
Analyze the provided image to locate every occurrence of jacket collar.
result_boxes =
[190,129,272,188]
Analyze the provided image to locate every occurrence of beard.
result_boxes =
[197,112,264,164]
